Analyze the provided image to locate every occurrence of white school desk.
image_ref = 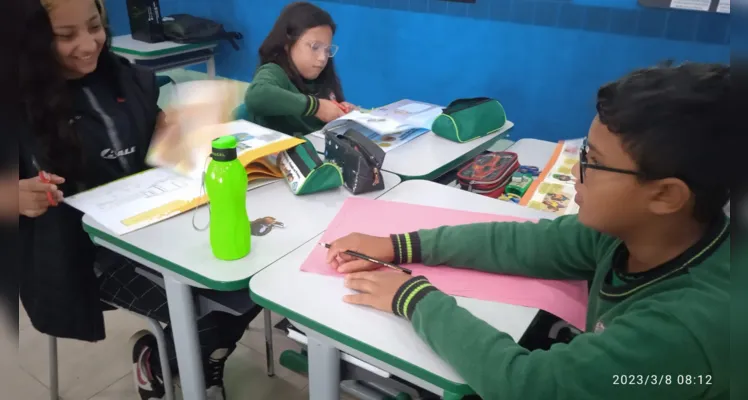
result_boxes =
[250,180,555,400]
[305,121,514,180]
[112,35,217,77]
[507,138,558,169]
[82,173,400,400]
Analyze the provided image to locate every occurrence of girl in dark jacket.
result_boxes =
[17,1,255,399]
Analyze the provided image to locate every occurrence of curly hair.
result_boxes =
[19,0,114,180]
[596,61,730,224]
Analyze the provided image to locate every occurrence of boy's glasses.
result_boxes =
[304,41,339,58]
[579,138,642,184]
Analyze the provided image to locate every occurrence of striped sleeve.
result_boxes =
[389,232,422,265]
[303,95,321,117]
[391,276,439,320]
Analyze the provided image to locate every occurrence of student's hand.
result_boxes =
[316,99,346,123]
[151,110,186,166]
[326,233,395,273]
[341,102,357,113]
[343,271,411,313]
[18,175,65,218]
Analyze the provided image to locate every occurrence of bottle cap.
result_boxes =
[211,136,238,161]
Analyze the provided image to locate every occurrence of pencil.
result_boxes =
[319,242,412,275]
[330,99,349,113]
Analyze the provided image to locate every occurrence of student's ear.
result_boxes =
[647,177,692,216]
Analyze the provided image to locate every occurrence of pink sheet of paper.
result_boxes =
[301,197,589,330]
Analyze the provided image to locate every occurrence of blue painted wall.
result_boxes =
[105,0,729,141]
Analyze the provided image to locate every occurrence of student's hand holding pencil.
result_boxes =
[316,99,347,122]
[18,174,65,218]
[325,233,395,273]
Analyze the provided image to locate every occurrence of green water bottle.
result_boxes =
[205,136,250,260]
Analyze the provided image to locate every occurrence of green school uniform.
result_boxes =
[391,215,730,400]
[244,63,330,137]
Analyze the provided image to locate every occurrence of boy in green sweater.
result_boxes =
[326,63,730,400]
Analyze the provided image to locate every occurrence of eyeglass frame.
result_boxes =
[579,138,643,184]
[300,40,339,58]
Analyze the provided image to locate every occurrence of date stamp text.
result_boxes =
[613,375,712,386]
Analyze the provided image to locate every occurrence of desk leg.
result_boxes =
[206,56,216,78]
[307,335,340,400]
[164,277,206,400]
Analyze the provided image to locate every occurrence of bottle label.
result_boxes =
[211,147,237,162]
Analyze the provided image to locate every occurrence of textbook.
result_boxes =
[146,80,302,181]
[519,138,583,215]
[65,80,303,235]
[65,120,303,235]
[311,99,442,153]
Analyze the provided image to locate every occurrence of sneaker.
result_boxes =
[130,330,165,400]
[205,347,234,400]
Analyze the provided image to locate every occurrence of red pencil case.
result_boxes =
[457,152,520,198]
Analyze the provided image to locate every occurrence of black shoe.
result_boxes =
[205,347,234,400]
[130,330,166,400]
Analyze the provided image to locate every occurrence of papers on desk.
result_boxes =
[311,99,442,153]
[717,0,730,13]
[369,99,443,129]
[65,168,204,235]
[66,119,302,235]
[300,197,589,330]
[670,0,711,11]
[520,138,582,216]
[148,81,302,180]
[65,167,278,236]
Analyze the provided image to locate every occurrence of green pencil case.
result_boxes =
[431,98,507,143]
[278,140,343,195]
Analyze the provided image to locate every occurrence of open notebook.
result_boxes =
[311,99,443,153]
[66,120,302,235]
[146,80,301,181]
[65,80,304,235]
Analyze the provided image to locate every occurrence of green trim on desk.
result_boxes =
[112,42,215,57]
[395,130,510,181]
[250,290,475,397]
[83,222,249,291]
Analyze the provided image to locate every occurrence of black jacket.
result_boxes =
[19,54,160,341]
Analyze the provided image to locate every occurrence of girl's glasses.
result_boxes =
[579,138,642,184]
[305,41,339,58]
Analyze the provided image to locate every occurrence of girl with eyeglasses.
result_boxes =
[244,2,354,137]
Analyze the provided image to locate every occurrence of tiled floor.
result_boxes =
[15,306,313,400]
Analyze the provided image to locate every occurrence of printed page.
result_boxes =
[323,121,429,153]
[717,0,730,13]
[147,80,302,179]
[525,138,582,216]
[369,99,443,129]
[149,120,302,181]
[322,110,409,135]
[670,0,711,11]
[312,99,442,138]
[64,168,205,235]
[526,182,580,216]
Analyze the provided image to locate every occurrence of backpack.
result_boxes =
[162,14,243,50]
